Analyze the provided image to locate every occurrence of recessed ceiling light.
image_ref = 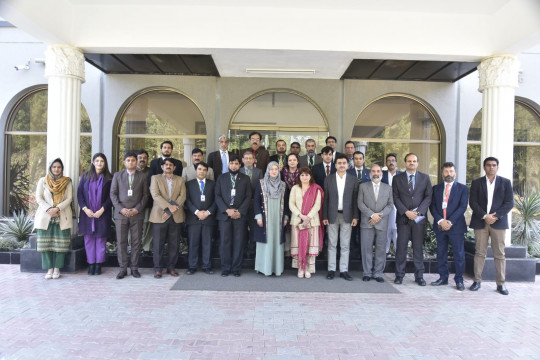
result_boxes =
[245,68,316,74]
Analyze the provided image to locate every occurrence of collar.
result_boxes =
[126,169,136,176]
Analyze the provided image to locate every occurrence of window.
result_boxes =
[467,99,540,191]
[351,95,442,184]
[115,88,206,170]
[4,87,92,215]
[229,90,329,155]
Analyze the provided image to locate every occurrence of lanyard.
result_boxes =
[230,174,237,189]
[128,173,134,190]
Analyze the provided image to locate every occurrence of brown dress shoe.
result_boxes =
[167,269,179,277]
[154,270,162,279]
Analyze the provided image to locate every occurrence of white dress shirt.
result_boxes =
[486,176,496,214]
[336,172,346,211]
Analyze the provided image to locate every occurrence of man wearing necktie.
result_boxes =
[429,162,468,291]
[269,139,288,171]
[299,139,322,168]
[312,146,336,188]
[344,141,356,170]
[207,135,233,180]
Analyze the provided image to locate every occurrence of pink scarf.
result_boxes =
[297,183,324,269]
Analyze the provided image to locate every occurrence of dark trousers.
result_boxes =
[219,218,246,273]
[116,218,143,271]
[188,223,214,270]
[395,221,425,279]
[245,205,256,258]
[152,217,180,271]
[436,231,465,283]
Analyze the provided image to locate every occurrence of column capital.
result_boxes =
[45,45,85,82]
[478,55,520,92]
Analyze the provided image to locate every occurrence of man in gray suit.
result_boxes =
[239,150,263,258]
[299,139,322,169]
[110,152,149,279]
[323,153,359,281]
[182,148,214,182]
[358,164,394,283]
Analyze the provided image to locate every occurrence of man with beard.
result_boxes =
[429,162,468,291]
[357,164,394,282]
[149,141,183,178]
[299,139,322,169]
[182,148,214,182]
[270,139,288,171]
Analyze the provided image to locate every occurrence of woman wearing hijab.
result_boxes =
[78,153,113,275]
[34,158,73,279]
[253,162,289,276]
[289,167,324,278]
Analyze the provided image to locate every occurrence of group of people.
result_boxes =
[34,133,514,295]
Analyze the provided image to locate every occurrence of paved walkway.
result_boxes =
[0,265,539,360]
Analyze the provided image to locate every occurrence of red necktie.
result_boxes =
[443,183,451,219]
[326,164,330,175]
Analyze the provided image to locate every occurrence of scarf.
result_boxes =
[282,166,299,190]
[88,174,104,232]
[297,183,324,269]
[45,158,71,207]
[264,162,285,199]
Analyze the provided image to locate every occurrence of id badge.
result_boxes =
[201,195,206,202]
[442,202,447,209]
[127,189,133,197]
[231,189,236,197]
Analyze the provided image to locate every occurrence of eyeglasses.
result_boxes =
[250,138,261,141]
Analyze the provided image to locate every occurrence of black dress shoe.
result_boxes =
[221,271,230,277]
[185,268,196,275]
[431,278,448,286]
[362,276,371,282]
[456,282,465,291]
[88,264,95,275]
[394,277,403,284]
[326,271,335,280]
[116,270,128,279]
[497,284,509,295]
[374,277,384,283]
[340,272,353,281]
[131,270,141,278]
[233,271,241,277]
[415,278,426,286]
[94,263,102,275]
[469,281,481,291]
[203,269,214,274]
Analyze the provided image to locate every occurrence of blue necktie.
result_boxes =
[221,151,227,174]
[199,180,205,195]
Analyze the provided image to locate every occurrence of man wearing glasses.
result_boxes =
[239,131,270,174]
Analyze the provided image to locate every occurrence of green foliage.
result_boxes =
[0,211,35,244]
[9,162,30,214]
[512,188,540,256]
[0,237,22,251]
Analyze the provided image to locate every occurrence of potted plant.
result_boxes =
[0,211,34,247]
[512,188,540,257]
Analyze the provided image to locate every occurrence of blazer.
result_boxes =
[469,175,514,230]
[299,154,322,168]
[288,184,322,227]
[110,170,149,220]
[239,166,263,194]
[206,150,233,178]
[358,181,394,231]
[239,147,270,173]
[322,172,359,224]
[184,178,217,226]
[347,167,371,183]
[77,173,113,237]
[182,164,214,182]
[34,177,73,231]
[382,170,402,185]
[429,181,468,234]
[215,172,252,221]
[149,157,183,180]
[392,171,433,225]
[312,162,336,188]
[149,174,186,224]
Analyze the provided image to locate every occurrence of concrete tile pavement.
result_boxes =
[0,265,539,360]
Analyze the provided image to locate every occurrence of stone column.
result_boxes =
[478,54,520,244]
[183,138,195,166]
[45,45,85,232]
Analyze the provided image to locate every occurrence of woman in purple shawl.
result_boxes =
[78,153,113,276]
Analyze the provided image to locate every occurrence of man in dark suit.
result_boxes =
[299,139,322,169]
[312,146,336,188]
[215,155,252,277]
[269,139,288,171]
[149,140,183,179]
[469,157,514,295]
[185,162,217,275]
[429,162,468,291]
[110,152,149,279]
[325,136,342,163]
[392,153,433,286]
[239,131,270,174]
[323,154,359,281]
[207,135,233,179]
[382,153,402,254]
[239,151,263,258]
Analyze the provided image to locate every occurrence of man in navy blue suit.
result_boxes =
[429,162,468,291]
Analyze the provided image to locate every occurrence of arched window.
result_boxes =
[114,88,207,170]
[229,90,329,155]
[467,99,540,191]
[352,94,442,184]
[4,87,92,215]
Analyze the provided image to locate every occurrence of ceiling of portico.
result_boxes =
[1,0,540,79]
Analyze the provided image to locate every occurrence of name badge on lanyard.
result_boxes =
[201,195,206,202]
[127,189,133,197]
[231,189,236,197]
